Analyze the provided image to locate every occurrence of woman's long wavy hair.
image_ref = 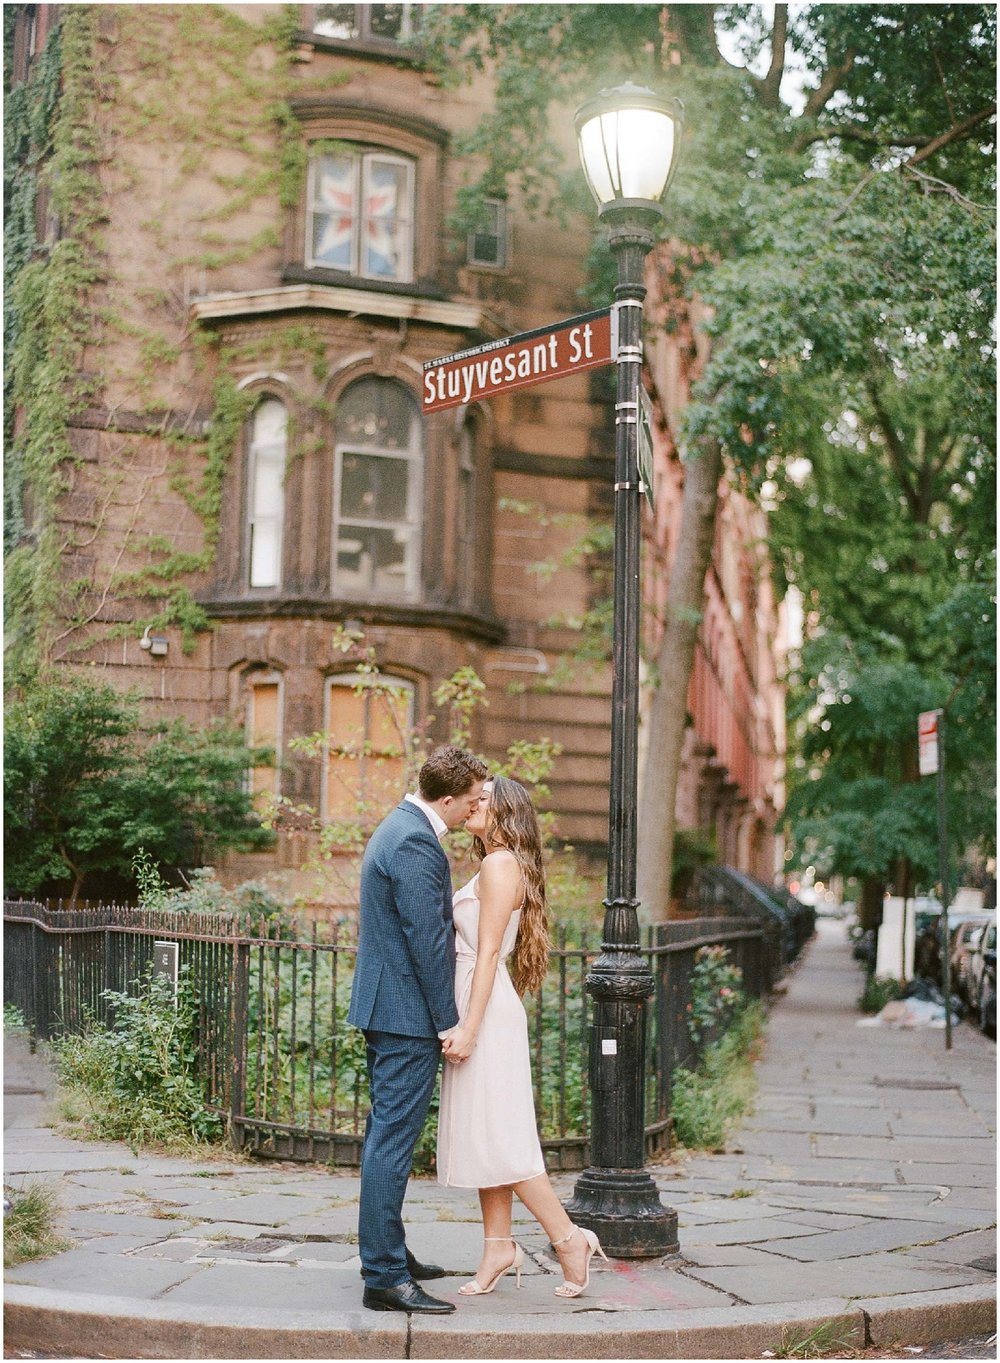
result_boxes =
[472,775,551,995]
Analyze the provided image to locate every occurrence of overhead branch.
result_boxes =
[930,434,959,482]
[930,42,957,125]
[827,104,997,226]
[906,103,996,167]
[901,163,993,212]
[800,47,857,120]
[795,103,996,156]
[795,122,883,153]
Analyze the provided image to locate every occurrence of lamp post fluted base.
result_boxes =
[563,1167,679,1259]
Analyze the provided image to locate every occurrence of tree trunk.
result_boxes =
[859,877,885,932]
[636,433,724,921]
[68,867,84,908]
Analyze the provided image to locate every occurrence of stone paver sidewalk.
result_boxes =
[4,920,995,1358]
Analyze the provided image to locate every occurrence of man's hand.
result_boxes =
[441,1024,476,1062]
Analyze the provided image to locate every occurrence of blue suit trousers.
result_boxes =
[358,1030,442,1288]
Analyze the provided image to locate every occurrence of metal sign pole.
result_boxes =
[935,712,952,1051]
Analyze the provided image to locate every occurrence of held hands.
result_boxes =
[442,1024,476,1063]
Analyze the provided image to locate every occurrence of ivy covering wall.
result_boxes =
[2,3,337,682]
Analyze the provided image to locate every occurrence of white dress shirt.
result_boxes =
[404,791,448,841]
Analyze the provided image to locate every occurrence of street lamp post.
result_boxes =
[564,83,683,1258]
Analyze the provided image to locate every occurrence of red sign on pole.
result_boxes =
[422,308,613,413]
[918,709,940,776]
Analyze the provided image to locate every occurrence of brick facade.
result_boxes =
[10,4,784,898]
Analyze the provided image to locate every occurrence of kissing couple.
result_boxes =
[348,745,607,1313]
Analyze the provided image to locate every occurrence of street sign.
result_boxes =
[918,709,940,776]
[638,384,655,513]
[423,308,613,413]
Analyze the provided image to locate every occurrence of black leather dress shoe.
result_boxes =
[363,1280,455,1314]
[406,1248,445,1281]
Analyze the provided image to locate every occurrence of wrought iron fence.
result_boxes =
[4,899,772,1169]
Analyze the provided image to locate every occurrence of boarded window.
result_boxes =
[248,678,281,806]
[324,676,414,824]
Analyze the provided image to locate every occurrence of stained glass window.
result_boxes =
[307,149,414,283]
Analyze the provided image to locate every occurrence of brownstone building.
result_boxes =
[7,3,785,903]
[643,281,786,884]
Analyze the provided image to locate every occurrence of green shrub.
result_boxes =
[671,1001,764,1150]
[4,1182,70,1267]
[4,1004,27,1033]
[4,677,270,901]
[51,965,224,1151]
[688,944,744,1043]
[134,852,293,934]
[859,974,902,1014]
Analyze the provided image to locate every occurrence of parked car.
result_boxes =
[966,922,997,1036]
[949,914,996,1003]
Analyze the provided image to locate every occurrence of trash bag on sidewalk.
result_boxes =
[901,975,966,1019]
[858,995,949,1028]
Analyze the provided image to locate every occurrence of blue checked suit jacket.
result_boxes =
[348,800,460,1037]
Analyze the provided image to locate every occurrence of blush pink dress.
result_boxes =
[436,874,546,1188]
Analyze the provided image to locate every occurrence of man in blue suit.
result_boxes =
[349,745,488,1314]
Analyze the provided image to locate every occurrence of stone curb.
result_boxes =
[5,1283,996,1359]
[861,1283,997,1350]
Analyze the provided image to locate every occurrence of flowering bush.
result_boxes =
[687,945,744,1043]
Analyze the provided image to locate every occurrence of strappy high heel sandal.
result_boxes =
[458,1236,524,1295]
[552,1224,608,1298]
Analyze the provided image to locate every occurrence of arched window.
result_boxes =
[323,674,415,823]
[333,379,422,599]
[247,399,287,589]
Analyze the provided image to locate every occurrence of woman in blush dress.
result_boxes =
[437,775,607,1299]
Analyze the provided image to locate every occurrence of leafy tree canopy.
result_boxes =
[425,4,996,897]
[425,3,994,476]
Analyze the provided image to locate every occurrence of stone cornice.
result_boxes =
[201,594,507,645]
[189,284,505,336]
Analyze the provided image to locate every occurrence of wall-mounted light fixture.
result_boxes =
[139,626,169,658]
